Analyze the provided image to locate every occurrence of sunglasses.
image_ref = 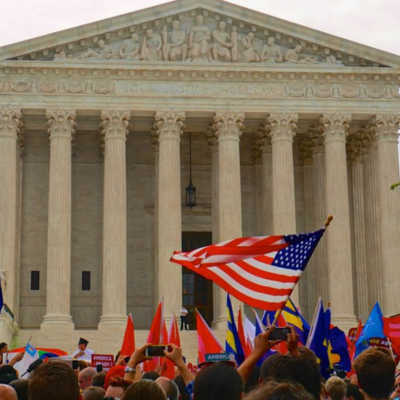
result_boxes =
[103,397,120,400]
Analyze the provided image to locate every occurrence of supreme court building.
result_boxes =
[1,0,400,353]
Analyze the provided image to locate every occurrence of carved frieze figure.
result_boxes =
[324,54,343,65]
[162,21,188,61]
[261,37,282,63]
[188,15,212,62]
[77,40,115,60]
[239,32,260,63]
[231,26,238,62]
[119,33,140,60]
[284,45,319,64]
[141,29,163,61]
[212,21,234,62]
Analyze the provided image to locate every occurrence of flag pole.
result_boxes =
[324,215,334,228]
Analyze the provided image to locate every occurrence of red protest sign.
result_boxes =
[91,354,115,371]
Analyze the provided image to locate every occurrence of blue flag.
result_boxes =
[225,294,245,365]
[307,298,330,377]
[329,326,351,372]
[355,302,385,357]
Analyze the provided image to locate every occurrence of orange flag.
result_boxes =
[120,314,135,357]
[196,309,223,363]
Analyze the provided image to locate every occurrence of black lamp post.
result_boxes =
[186,132,196,209]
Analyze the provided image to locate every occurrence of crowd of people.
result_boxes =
[0,326,398,400]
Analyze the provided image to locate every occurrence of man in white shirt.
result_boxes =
[72,338,93,363]
[180,307,189,331]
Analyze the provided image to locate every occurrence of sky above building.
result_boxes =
[0,0,399,56]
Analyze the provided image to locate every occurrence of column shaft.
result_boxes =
[42,109,76,328]
[320,114,356,330]
[154,111,185,322]
[0,108,23,314]
[99,110,130,327]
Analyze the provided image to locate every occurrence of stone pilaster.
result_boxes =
[368,115,400,316]
[0,108,23,315]
[153,110,185,323]
[98,110,130,328]
[152,127,160,307]
[266,113,298,303]
[42,109,76,329]
[347,134,369,319]
[212,111,244,329]
[319,114,356,330]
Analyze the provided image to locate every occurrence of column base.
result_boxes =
[98,314,127,330]
[41,313,74,331]
[331,313,357,334]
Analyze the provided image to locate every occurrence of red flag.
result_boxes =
[171,230,325,311]
[163,314,181,379]
[143,301,164,372]
[196,309,223,363]
[383,315,400,355]
[237,307,251,358]
[120,314,135,357]
[347,317,362,378]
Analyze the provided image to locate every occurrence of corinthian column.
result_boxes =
[319,114,356,330]
[347,134,369,319]
[212,111,244,329]
[42,110,76,329]
[368,115,400,316]
[153,111,185,322]
[98,110,130,328]
[267,113,298,303]
[0,108,23,314]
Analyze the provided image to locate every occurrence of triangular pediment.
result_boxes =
[1,0,400,68]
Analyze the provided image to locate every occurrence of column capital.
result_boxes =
[346,133,365,165]
[46,109,77,139]
[299,135,314,165]
[153,110,185,141]
[319,114,351,143]
[213,111,244,141]
[0,108,24,139]
[206,125,219,152]
[367,114,400,143]
[266,113,298,142]
[100,110,130,141]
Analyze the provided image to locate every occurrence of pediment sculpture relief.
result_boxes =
[52,15,350,66]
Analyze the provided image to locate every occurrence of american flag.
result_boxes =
[171,229,325,310]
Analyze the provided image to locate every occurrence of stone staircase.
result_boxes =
[13,328,227,365]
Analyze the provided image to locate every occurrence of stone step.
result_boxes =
[12,328,228,365]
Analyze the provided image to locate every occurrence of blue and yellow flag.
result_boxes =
[225,294,245,365]
[282,298,310,345]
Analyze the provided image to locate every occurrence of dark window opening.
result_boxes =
[82,271,91,291]
[31,271,40,291]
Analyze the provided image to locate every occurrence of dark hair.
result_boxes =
[109,376,132,391]
[245,381,314,400]
[194,362,243,400]
[346,383,363,400]
[82,386,105,400]
[264,354,322,400]
[121,379,166,400]
[0,365,18,384]
[173,375,189,400]
[142,371,160,381]
[244,365,260,394]
[260,353,284,381]
[0,343,7,352]
[353,347,395,399]
[10,378,29,400]
[28,361,80,400]
[92,371,106,388]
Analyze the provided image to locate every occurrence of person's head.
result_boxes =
[0,365,18,384]
[97,40,105,49]
[121,379,166,400]
[353,348,395,399]
[260,353,284,382]
[28,361,79,400]
[219,21,226,30]
[131,33,139,41]
[82,386,105,400]
[78,367,97,391]
[196,15,204,25]
[92,371,106,388]
[78,337,89,351]
[155,377,179,400]
[0,384,17,400]
[263,354,322,400]
[104,366,125,390]
[346,383,363,400]
[325,376,347,400]
[394,373,400,398]
[0,343,8,353]
[295,45,302,53]
[146,29,153,38]
[244,365,260,394]
[104,377,132,399]
[142,371,160,381]
[10,379,28,400]
[78,360,89,371]
[245,381,314,400]
[248,32,255,41]
[267,37,275,46]
[173,375,189,400]
[173,21,180,30]
[194,362,243,400]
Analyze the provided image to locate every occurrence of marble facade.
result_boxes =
[0,0,400,352]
